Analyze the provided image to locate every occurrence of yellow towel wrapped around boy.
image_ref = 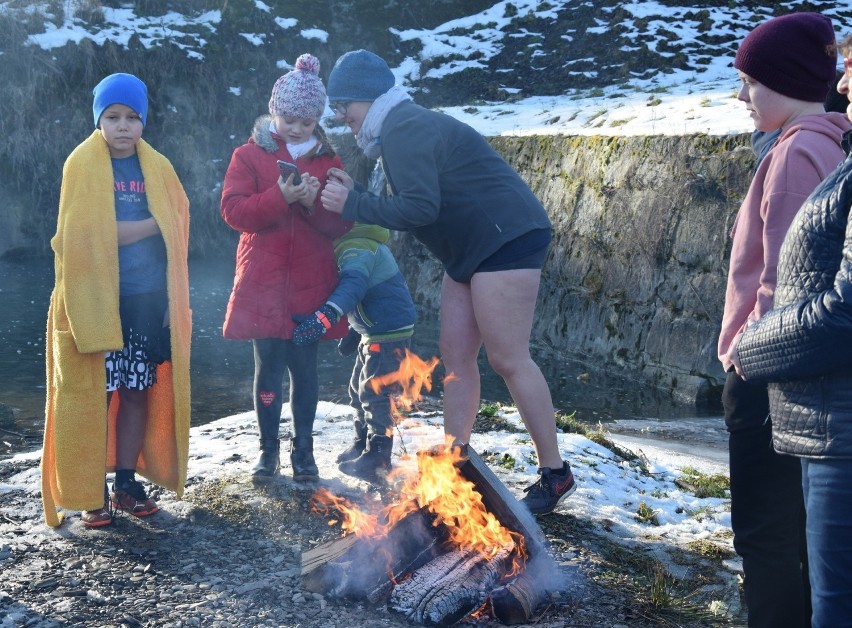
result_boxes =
[41,130,191,527]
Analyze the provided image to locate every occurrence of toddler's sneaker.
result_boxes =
[111,478,159,517]
[520,461,576,515]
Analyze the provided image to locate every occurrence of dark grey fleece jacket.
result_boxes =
[341,100,551,282]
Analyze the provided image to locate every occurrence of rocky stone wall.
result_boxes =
[0,129,754,406]
[388,133,755,406]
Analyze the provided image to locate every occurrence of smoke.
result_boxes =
[526,550,570,594]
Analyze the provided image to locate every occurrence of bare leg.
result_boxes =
[115,387,148,469]
[439,273,482,444]
[471,269,562,469]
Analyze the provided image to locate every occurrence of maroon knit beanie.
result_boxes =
[734,12,836,103]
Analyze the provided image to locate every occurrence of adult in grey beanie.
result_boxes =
[321,50,578,518]
[327,49,395,102]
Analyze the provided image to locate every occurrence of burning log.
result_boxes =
[451,446,562,623]
[365,518,448,605]
[301,507,446,600]
[300,412,562,626]
[390,545,515,626]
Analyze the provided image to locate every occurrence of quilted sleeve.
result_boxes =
[739,161,852,381]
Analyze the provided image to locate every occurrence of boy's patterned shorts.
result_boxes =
[105,290,169,392]
[105,327,158,392]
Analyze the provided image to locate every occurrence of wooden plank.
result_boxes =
[455,445,549,559]
[301,534,358,576]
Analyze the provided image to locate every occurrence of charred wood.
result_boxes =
[390,546,514,626]
[490,568,550,624]
[365,532,445,604]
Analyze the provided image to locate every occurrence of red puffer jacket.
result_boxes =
[221,117,351,340]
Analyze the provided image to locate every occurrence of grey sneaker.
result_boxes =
[520,461,576,515]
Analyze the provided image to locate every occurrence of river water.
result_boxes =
[0,256,725,460]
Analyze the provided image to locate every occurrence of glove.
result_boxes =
[292,304,340,346]
[337,327,362,357]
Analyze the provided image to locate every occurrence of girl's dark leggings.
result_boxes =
[252,337,318,441]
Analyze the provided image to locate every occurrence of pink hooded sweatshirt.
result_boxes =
[719,112,852,372]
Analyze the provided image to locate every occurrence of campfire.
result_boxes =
[302,352,560,625]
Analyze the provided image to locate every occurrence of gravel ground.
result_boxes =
[1,449,743,628]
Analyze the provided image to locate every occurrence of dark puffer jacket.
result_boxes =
[738,141,852,459]
[221,116,351,341]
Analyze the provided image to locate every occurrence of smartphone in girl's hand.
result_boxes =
[277,160,302,185]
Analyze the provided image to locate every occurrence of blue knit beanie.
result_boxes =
[734,12,836,103]
[92,73,148,127]
[327,50,395,102]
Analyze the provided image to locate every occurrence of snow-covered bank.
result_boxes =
[5,400,732,550]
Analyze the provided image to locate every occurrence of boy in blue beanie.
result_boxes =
[93,73,149,128]
[43,72,191,529]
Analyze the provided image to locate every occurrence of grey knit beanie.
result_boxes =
[327,50,395,102]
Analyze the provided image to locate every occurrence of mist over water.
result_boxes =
[0,257,715,459]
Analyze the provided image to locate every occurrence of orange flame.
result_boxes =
[397,444,524,560]
[312,488,382,537]
[369,349,439,415]
[315,445,526,562]
[318,349,526,572]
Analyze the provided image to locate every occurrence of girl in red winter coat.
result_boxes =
[220,54,351,483]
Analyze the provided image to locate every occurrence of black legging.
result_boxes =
[723,371,810,628]
[252,338,319,442]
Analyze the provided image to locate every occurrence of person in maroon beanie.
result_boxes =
[736,36,852,626]
[718,12,851,627]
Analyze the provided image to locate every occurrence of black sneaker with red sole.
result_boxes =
[520,461,577,515]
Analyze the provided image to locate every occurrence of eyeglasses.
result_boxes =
[331,101,349,116]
